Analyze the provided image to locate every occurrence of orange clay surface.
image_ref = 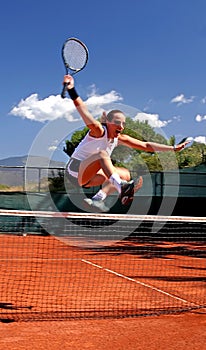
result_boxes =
[0,311,205,350]
[0,234,205,349]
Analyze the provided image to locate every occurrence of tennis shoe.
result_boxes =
[120,176,143,206]
[83,198,109,213]
[134,176,143,193]
[120,180,135,206]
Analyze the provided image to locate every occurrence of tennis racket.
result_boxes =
[178,137,188,144]
[177,136,193,150]
[61,37,89,99]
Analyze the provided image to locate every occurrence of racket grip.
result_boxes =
[61,83,69,99]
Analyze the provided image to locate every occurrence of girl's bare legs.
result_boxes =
[99,167,131,196]
[78,150,143,211]
[92,168,143,201]
[78,150,127,192]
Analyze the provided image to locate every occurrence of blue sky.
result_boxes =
[1,0,206,163]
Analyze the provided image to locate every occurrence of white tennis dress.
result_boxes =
[67,126,118,179]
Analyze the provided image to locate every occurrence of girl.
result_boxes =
[64,75,189,212]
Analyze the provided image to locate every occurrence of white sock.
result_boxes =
[109,173,122,193]
[92,189,107,201]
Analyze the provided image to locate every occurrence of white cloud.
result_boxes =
[193,136,206,144]
[201,97,206,104]
[48,139,59,151]
[133,112,171,128]
[186,135,206,145]
[170,94,195,106]
[143,99,154,112]
[172,115,181,122]
[10,94,77,122]
[10,90,122,123]
[87,91,122,106]
[48,145,58,151]
[195,114,206,122]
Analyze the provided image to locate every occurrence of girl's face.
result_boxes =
[107,112,126,138]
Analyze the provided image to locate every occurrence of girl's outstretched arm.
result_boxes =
[63,75,104,137]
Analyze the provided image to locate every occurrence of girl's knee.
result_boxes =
[116,167,131,181]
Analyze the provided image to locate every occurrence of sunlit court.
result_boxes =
[0,211,205,322]
[1,1,206,349]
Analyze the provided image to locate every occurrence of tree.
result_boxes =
[63,117,206,172]
[63,127,88,156]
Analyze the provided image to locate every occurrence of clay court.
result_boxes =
[0,311,205,350]
[0,213,205,349]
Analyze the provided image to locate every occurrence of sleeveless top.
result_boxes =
[71,126,118,160]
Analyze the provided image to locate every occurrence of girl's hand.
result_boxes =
[174,140,191,152]
[63,75,74,89]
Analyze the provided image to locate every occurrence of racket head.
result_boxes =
[177,137,189,145]
[62,37,89,74]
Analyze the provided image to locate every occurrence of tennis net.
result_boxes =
[0,209,205,321]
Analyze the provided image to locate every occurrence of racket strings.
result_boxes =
[63,41,87,71]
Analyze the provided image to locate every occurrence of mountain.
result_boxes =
[0,156,66,187]
[0,155,65,167]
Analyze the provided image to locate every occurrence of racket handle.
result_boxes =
[61,83,69,99]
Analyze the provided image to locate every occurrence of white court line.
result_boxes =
[81,258,199,307]
[0,255,202,308]
[0,258,82,261]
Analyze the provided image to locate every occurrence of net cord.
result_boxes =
[0,209,205,223]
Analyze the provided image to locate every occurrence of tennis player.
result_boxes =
[64,75,189,212]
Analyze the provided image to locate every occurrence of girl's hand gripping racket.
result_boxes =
[61,37,89,99]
